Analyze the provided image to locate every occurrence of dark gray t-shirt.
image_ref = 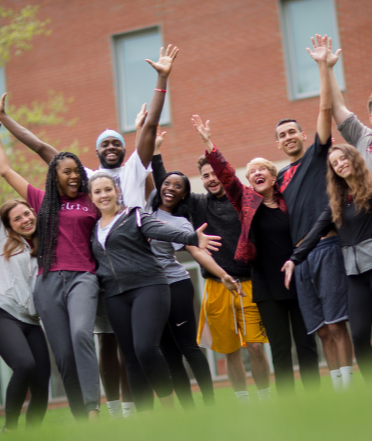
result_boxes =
[338,113,372,171]
[145,191,193,284]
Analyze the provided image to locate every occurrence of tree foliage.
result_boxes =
[0,91,84,204]
[0,4,51,66]
[0,4,85,205]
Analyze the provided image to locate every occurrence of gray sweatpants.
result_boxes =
[34,271,100,417]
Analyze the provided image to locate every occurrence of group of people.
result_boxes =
[0,35,370,432]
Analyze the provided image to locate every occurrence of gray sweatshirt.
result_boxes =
[0,220,40,325]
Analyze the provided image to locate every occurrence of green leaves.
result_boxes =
[0,5,51,66]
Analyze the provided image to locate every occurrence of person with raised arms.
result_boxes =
[311,36,371,170]
[0,199,50,433]
[191,115,320,396]
[89,172,221,412]
[0,44,179,419]
[282,144,372,383]
[145,168,243,409]
[152,124,271,404]
[274,35,353,391]
[0,143,100,419]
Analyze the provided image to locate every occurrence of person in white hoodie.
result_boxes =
[0,199,50,433]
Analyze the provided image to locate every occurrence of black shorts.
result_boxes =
[294,237,348,334]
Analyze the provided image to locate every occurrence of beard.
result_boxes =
[98,150,126,169]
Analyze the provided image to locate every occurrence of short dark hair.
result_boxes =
[196,155,210,173]
[275,119,303,139]
[368,94,372,115]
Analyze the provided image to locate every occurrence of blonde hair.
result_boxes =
[245,158,278,181]
[327,144,372,227]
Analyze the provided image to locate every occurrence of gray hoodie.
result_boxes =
[0,220,39,325]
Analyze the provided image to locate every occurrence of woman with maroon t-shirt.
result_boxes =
[0,144,100,420]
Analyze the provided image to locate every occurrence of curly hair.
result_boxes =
[37,152,88,277]
[327,144,372,227]
[0,199,37,261]
[197,155,210,173]
[152,171,192,221]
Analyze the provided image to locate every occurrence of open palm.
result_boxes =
[145,45,179,77]
[306,34,328,62]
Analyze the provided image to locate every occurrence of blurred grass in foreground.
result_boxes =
[3,375,371,441]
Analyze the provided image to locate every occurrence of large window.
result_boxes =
[280,0,345,100]
[113,27,171,132]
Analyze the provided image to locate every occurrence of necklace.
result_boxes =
[263,200,276,206]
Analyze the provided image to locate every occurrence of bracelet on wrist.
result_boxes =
[155,89,167,93]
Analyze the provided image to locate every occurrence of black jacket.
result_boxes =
[91,208,199,297]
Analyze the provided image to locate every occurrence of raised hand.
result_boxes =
[191,115,213,150]
[0,93,7,116]
[135,103,148,130]
[221,275,246,298]
[145,44,179,78]
[196,223,221,252]
[325,36,342,68]
[306,34,329,63]
[154,124,167,155]
[281,260,295,290]
[307,34,341,68]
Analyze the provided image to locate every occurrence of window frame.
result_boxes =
[279,0,345,101]
[112,25,171,133]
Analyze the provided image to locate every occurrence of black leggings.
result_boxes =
[161,279,214,408]
[105,285,173,412]
[257,299,320,396]
[347,270,372,382]
[0,310,50,430]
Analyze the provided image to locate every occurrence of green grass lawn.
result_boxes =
[3,375,371,440]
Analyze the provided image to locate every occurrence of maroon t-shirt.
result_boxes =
[27,184,99,275]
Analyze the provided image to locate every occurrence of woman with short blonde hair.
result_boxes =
[192,115,320,396]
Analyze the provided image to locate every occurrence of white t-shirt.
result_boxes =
[85,150,152,208]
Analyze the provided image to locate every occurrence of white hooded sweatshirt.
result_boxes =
[0,220,39,325]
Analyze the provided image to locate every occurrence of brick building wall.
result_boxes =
[2,0,372,181]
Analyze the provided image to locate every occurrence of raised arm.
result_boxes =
[136,45,179,168]
[151,153,168,192]
[186,245,244,297]
[0,93,58,164]
[0,135,29,199]
[306,34,332,145]
[192,115,245,214]
[318,38,351,126]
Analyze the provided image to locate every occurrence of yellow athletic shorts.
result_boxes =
[197,279,268,354]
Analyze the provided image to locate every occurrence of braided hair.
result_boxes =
[151,171,192,221]
[37,152,88,277]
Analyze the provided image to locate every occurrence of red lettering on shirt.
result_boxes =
[280,163,301,193]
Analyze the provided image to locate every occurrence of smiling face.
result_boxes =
[159,174,188,213]
[8,204,36,239]
[276,122,306,160]
[247,164,276,196]
[96,137,126,169]
[55,158,81,198]
[200,164,225,197]
[90,177,119,213]
[329,148,354,181]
